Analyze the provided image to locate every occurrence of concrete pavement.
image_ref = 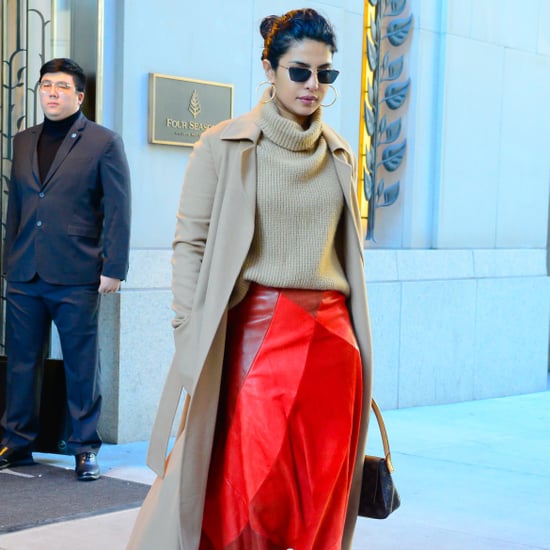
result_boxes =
[1,384,549,549]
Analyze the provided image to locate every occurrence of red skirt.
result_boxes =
[200,284,363,550]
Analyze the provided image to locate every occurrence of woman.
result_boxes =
[128,8,372,550]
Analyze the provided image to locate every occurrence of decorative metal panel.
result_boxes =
[359,0,413,241]
[0,0,52,351]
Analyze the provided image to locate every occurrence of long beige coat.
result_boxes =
[127,102,373,550]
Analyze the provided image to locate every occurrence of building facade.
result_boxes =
[1,0,549,442]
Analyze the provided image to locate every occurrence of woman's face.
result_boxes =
[263,39,335,127]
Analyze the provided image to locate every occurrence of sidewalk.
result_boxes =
[1,386,549,550]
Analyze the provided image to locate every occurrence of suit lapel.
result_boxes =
[41,115,86,188]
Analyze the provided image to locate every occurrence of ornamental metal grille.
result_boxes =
[358,0,413,241]
[0,0,52,352]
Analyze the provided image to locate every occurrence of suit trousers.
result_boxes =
[1,275,102,454]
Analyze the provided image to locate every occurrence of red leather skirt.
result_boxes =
[200,284,363,550]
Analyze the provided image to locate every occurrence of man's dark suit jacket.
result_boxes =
[4,113,131,285]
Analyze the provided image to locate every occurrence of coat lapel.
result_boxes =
[323,125,364,255]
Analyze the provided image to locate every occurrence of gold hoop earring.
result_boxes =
[256,81,276,103]
[321,85,338,107]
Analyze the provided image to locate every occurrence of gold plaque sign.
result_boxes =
[148,73,233,147]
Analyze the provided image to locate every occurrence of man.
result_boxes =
[0,58,131,480]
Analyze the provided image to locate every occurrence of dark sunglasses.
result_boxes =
[279,64,340,84]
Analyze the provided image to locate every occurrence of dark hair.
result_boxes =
[260,8,337,69]
[39,58,86,92]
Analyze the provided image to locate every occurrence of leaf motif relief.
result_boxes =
[384,79,410,109]
[367,38,378,72]
[368,82,376,106]
[380,181,400,206]
[385,57,404,81]
[376,178,385,199]
[370,14,378,38]
[365,104,375,137]
[382,52,390,72]
[366,147,376,173]
[380,119,402,145]
[379,115,387,134]
[385,0,407,17]
[386,15,413,47]
[381,141,407,172]
[363,169,373,201]
[188,90,201,119]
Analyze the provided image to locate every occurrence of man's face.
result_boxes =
[39,72,84,121]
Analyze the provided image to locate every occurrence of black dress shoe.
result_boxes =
[0,446,34,470]
[75,452,100,481]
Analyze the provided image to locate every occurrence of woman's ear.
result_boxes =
[262,59,274,83]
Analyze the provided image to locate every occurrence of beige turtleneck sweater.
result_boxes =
[239,100,349,297]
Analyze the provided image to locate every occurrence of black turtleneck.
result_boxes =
[37,110,81,183]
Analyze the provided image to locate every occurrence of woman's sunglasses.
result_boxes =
[279,64,340,84]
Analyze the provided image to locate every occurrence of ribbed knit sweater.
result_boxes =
[240,100,349,296]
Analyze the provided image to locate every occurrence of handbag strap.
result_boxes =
[371,398,395,473]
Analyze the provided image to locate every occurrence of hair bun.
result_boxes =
[260,15,278,39]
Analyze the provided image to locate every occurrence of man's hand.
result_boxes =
[98,275,121,294]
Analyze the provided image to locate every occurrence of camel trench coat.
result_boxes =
[127,103,373,550]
